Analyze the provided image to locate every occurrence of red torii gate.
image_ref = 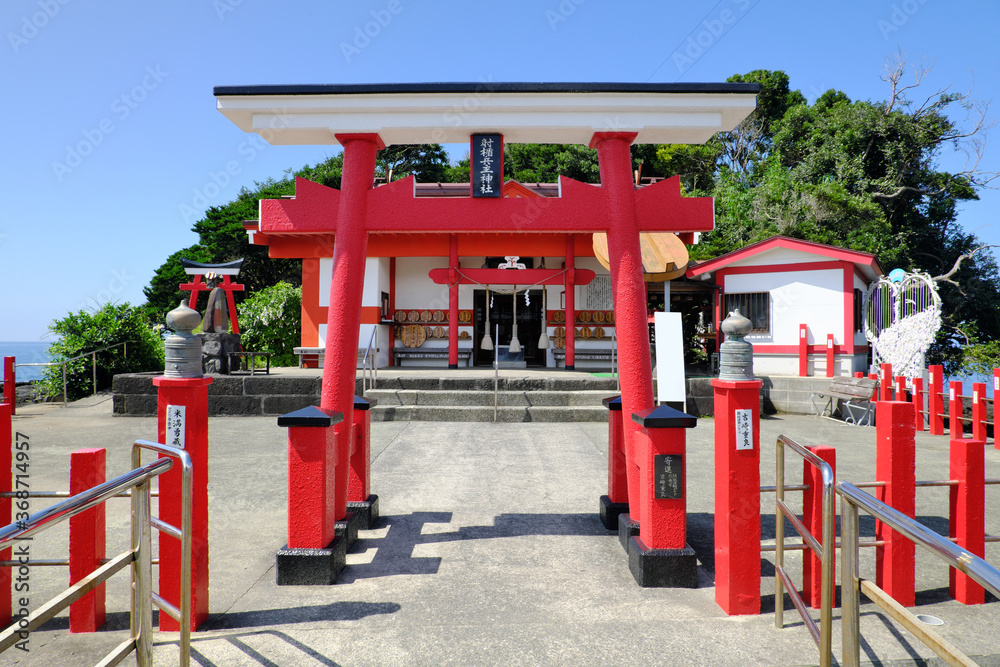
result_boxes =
[216,81,758,584]
[267,134,711,533]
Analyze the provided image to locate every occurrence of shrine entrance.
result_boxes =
[472,289,545,367]
[214,82,759,586]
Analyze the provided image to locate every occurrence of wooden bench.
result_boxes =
[552,349,614,364]
[810,376,878,426]
[228,351,270,375]
[393,348,472,367]
[293,347,324,368]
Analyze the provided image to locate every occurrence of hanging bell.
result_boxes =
[538,331,550,350]
[481,328,494,351]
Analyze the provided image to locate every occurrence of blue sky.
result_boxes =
[2,0,997,341]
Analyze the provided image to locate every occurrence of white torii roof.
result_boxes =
[214,82,759,146]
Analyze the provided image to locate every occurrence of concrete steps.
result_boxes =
[366,376,619,422]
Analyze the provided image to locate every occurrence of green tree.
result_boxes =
[237,282,302,366]
[377,144,450,182]
[698,60,1000,370]
[144,154,347,324]
[41,303,164,401]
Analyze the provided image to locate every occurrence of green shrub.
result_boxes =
[237,282,302,366]
[42,303,165,401]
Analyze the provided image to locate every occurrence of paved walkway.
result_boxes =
[5,389,1000,666]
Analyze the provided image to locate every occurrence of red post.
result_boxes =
[894,376,907,401]
[879,363,893,401]
[0,403,11,626]
[854,371,863,379]
[321,133,383,526]
[798,325,808,377]
[912,377,925,432]
[348,395,378,528]
[869,373,879,404]
[592,133,656,547]
[69,449,106,632]
[282,409,340,547]
[949,380,963,437]
[875,400,916,608]
[629,405,698,588]
[153,375,212,631]
[600,397,630,529]
[928,365,944,435]
[802,445,836,610]
[711,378,763,615]
[950,437,986,604]
[825,334,834,378]
[995,368,1000,450]
[972,382,987,443]
[3,357,14,415]
[564,235,576,369]
[448,234,459,368]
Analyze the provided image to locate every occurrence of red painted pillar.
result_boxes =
[69,448,106,632]
[711,378,763,615]
[600,396,630,530]
[825,334,835,378]
[349,397,371,503]
[801,444,836,610]
[592,133,655,538]
[798,325,808,377]
[874,400,916,608]
[448,234,459,368]
[972,382,987,442]
[949,437,986,604]
[321,133,383,525]
[949,380,963,437]
[3,357,14,415]
[912,377,925,432]
[629,406,698,588]
[153,375,212,631]
[879,363,893,401]
[564,235,576,369]
[0,403,11,626]
[995,368,1000,450]
[928,365,944,435]
[280,407,342,548]
[893,376,906,402]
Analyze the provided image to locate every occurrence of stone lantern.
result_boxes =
[718,309,754,381]
[164,301,204,378]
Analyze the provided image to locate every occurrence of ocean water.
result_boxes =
[0,341,54,382]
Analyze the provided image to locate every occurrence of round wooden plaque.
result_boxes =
[401,324,426,347]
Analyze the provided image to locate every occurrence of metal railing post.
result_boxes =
[841,496,860,667]
[774,433,785,630]
[92,352,97,396]
[132,477,154,667]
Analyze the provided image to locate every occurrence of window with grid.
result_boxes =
[723,292,770,333]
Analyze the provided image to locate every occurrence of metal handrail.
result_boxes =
[362,327,378,395]
[133,439,193,666]
[16,341,130,406]
[838,480,1000,667]
[774,434,835,667]
[494,323,499,423]
[0,458,170,546]
[611,328,619,391]
[0,439,192,666]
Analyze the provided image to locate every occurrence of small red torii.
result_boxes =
[178,258,245,334]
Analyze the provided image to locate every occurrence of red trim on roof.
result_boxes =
[686,236,883,278]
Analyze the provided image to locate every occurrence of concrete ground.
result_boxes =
[4,383,1000,666]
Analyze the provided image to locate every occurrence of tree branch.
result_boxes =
[932,244,1000,286]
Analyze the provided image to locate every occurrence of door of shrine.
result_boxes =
[472,290,544,367]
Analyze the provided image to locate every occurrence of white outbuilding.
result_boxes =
[687,236,884,376]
